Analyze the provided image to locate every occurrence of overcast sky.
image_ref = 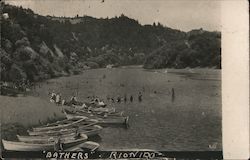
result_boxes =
[5,0,221,32]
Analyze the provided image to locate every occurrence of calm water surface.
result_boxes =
[39,67,222,151]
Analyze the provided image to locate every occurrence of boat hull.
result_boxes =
[33,118,87,132]
[28,125,102,137]
[2,139,54,151]
[66,113,129,125]
[17,132,76,143]
[65,141,100,151]
[2,134,88,151]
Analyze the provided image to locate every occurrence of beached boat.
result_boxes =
[65,141,100,151]
[17,132,78,143]
[2,134,88,151]
[65,112,129,125]
[78,125,103,137]
[32,117,87,132]
[28,128,74,136]
[32,118,96,132]
[28,125,103,137]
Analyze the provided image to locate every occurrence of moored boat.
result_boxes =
[64,109,123,119]
[69,105,116,114]
[32,117,87,132]
[33,118,97,132]
[65,112,129,125]
[17,132,77,143]
[28,128,74,136]
[2,133,88,151]
[28,125,103,137]
[77,109,124,117]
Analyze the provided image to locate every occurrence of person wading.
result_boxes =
[124,94,127,103]
[171,88,175,102]
[130,95,133,102]
[138,92,142,102]
[117,95,121,103]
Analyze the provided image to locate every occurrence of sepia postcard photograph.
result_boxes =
[1,0,247,159]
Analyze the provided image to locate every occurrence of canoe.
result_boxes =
[65,141,100,151]
[65,113,129,125]
[32,117,87,132]
[2,134,88,151]
[17,132,77,143]
[28,125,103,137]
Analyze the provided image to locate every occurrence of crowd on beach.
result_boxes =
[49,86,176,107]
[49,90,145,107]
[49,91,107,107]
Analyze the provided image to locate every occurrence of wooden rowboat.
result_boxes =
[65,141,100,151]
[28,128,74,136]
[32,118,97,132]
[2,134,88,151]
[71,105,116,114]
[28,125,103,137]
[65,113,129,125]
[64,109,123,119]
[77,109,124,117]
[32,117,87,132]
[17,132,77,143]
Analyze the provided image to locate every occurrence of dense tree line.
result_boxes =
[1,3,221,82]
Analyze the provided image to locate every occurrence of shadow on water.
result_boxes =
[101,123,130,129]
[88,135,102,142]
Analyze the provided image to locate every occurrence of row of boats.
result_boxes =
[2,100,129,152]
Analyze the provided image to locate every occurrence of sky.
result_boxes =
[4,0,221,32]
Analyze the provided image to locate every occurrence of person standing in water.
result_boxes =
[117,95,121,103]
[130,95,133,102]
[124,94,127,103]
[138,92,142,102]
[171,88,175,102]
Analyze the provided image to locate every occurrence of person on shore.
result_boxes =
[138,92,142,102]
[54,136,63,151]
[55,93,61,105]
[98,99,106,107]
[82,103,88,109]
[50,90,56,103]
[70,95,77,105]
[74,127,81,139]
[130,95,133,102]
[61,99,66,105]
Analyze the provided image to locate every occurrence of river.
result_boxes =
[35,66,221,151]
